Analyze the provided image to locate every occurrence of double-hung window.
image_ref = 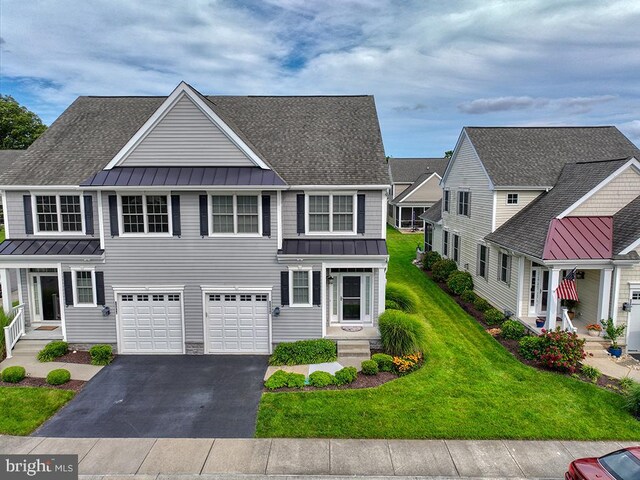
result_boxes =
[34,195,83,233]
[307,193,355,233]
[443,230,450,257]
[457,191,470,216]
[477,244,488,279]
[121,195,170,234]
[290,269,312,306]
[211,194,260,235]
[424,224,433,251]
[443,190,450,213]
[452,234,460,263]
[499,252,511,285]
[72,269,96,306]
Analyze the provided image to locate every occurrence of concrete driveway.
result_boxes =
[36,354,268,438]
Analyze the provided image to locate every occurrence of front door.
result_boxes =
[529,267,550,316]
[341,276,361,322]
[30,274,60,322]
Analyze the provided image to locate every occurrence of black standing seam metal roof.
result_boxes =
[279,239,388,256]
[82,166,287,187]
[0,239,103,256]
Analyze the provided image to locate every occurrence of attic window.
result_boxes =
[507,193,519,205]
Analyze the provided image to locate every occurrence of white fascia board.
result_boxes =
[399,173,440,202]
[620,237,640,255]
[277,255,388,265]
[0,256,105,267]
[290,185,390,190]
[440,129,495,190]
[103,81,271,171]
[557,157,640,219]
[493,186,553,191]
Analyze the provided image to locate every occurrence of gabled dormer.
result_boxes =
[104,81,271,170]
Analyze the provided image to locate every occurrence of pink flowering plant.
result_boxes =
[533,328,586,373]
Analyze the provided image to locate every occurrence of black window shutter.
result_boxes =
[95,271,105,305]
[357,194,365,234]
[84,195,94,235]
[312,271,321,306]
[262,194,271,237]
[108,195,119,237]
[296,194,305,234]
[171,195,181,237]
[280,271,289,306]
[63,271,73,306]
[199,195,208,236]
[23,195,34,234]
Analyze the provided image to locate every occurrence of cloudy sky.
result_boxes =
[1,0,640,156]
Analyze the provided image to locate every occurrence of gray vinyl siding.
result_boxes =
[3,190,99,240]
[282,190,385,239]
[122,94,255,168]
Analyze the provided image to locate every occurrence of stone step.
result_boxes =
[11,340,50,354]
[584,342,609,351]
[585,349,610,359]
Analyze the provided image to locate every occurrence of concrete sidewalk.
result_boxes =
[1,436,638,479]
[0,352,103,381]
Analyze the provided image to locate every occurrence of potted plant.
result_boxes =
[535,317,546,328]
[586,324,602,337]
[600,318,626,358]
[563,299,579,320]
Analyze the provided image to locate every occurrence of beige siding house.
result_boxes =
[424,127,640,353]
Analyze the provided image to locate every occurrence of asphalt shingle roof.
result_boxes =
[485,158,630,258]
[419,199,442,223]
[388,157,448,183]
[0,150,24,174]
[0,94,388,187]
[464,127,640,187]
[612,195,640,254]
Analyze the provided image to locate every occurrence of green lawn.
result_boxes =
[256,228,640,440]
[0,387,75,435]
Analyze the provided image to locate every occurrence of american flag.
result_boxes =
[555,267,579,301]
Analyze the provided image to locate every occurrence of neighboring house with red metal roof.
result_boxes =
[422,127,640,354]
[387,157,448,230]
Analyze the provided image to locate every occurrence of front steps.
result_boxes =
[337,340,371,370]
[583,337,611,359]
[11,340,50,355]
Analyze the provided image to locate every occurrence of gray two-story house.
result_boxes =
[0,82,390,356]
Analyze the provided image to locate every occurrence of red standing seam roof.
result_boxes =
[542,217,613,260]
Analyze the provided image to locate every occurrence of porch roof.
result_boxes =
[543,217,613,260]
[280,239,387,256]
[0,239,103,256]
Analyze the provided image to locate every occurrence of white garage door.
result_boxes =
[119,293,184,354]
[206,293,270,353]
[628,289,640,353]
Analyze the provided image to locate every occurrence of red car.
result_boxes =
[566,446,640,480]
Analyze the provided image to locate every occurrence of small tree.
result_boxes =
[600,318,626,349]
[0,95,47,149]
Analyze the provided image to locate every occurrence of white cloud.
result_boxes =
[458,95,617,114]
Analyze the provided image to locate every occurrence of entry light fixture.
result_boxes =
[328,276,334,285]
[623,302,632,312]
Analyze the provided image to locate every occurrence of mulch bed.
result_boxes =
[55,350,93,364]
[421,266,629,394]
[264,371,399,393]
[0,377,85,392]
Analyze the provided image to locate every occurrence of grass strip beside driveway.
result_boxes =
[0,387,75,435]
[255,228,640,440]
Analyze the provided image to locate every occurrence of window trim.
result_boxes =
[208,192,263,237]
[31,193,86,235]
[457,190,470,217]
[71,267,97,307]
[506,193,519,205]
[117,193,173,237]
[289,267,313,307]
[305,192,357,235]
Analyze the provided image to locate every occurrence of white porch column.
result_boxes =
[398,207,403,228]
[0,268,12,313]
[546,268,561,330]
[598,268,613,322]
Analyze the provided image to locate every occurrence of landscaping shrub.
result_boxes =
[89,344,113,366]
[0,308,14,359]
[46,368,71,386]
[532,329,585,373]
[624,383,640,416]
[334,366,357,385]
[431,259,458,283]
[518,335,543,360]
[483,308,505,326]
[460,290,477,304]
[371,353,394,372]
[269,339,337,366]
[361,360,379,375]
[286,372,306,388]
[473,296,491,313]
[422,250,441,270]
[620,377,635,392]
[501,320,525,340]
[580,365,601,383]
[447,271,473,295]
[308,371,335,387]
[1,366,25,383]
[385,283,419,313]
[37,341,69,362]
[385,299,401,310]
[264,370,290,389]
[378,309,428,356]
[392,352,423,375]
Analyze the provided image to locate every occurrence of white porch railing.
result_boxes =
[561,307,578,334]
[4,304,25,359]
